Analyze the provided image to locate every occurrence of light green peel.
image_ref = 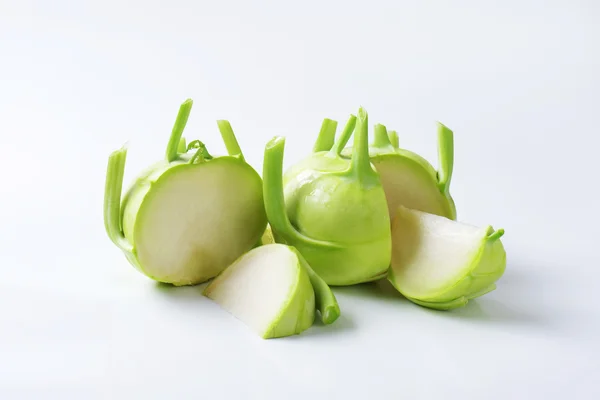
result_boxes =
[103,99,267,286]
[204,244,340,339]
[388,205,506,310]
[341,122,456,220]
[263,108,392,286]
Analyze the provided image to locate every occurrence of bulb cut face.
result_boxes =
[388,206,506,310]
[341,122,457,220]
[125,159,266,286]
[204,244,316,339]
[103,99,267,286]
[371,155,454,219]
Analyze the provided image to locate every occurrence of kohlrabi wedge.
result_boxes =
[388,205,506,310]
[103,99,267,286]
[263,108,392,286]
[203,243,340,339]
[340,122,456,220]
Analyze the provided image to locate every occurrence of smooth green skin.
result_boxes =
[388,221,507,311]
[263,261,314,339]
[340,122,457,220]
[251,227,341,324]
[104,99,267,285]
[263,108,392,286]
[203,244,316,339]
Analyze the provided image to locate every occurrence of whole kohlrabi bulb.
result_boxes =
[262,107,391,286]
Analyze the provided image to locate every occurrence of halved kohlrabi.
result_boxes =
[388,205,506,310]
[103,99,267,286]
[263,108,392,286]
[203,243,340,339]
[340,122,456,220]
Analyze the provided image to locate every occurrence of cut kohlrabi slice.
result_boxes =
[341,122,456,220]
[388,206,506,310]
[103,99,267,286]
[203,244,340,339]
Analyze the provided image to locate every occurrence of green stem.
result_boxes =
[349,107,377,184]
[177,137,187,153]
[217,120,244,161]
[103,145,133,253]
[487,228,505,242]
[165,99,193,162]
[373,123,392,148]
[293,248,340,324]
[437,122,454,194]
[388,130,399,149]
[262,136,340,249]
[312,118,338,152]
[329,114,356,156]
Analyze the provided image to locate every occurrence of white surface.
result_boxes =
[1,1,598,399]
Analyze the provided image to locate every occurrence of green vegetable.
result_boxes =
[388,205,506,310]
[340,122,456,220]
[203,243,340,339]
[103,99,267,286]
[263,107,391,286]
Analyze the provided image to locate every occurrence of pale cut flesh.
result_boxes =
[373,157,453,219]
[389,206,506,309]
[204,244,315,339]
[129,159,266,286]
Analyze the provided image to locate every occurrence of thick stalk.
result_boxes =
[217,120,245,161]
[262,137,340,249]
[388,130,399,149]
[349,107,378,185]
[293,248,340,324]
[373,123,392,148]
[312,118,338,152]
[487,228,505,242]
[103,146,133,253]
[166,99,194,162]
[437,122,454,194]
[329,114,356,156]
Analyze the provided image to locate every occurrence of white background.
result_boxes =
[1,0,599,398]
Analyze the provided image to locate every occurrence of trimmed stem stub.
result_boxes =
[217,120,245,160]
[487,228,505,242]
[313,118,338,152]
[388,130,399,149]
[373,123,392,148]
[329,114,357,156]
[103,145,133,253]
[166,99,194,162]
[436,122,454,194]
[349,107,378,185]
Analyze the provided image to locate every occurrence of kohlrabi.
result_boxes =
[388,205,506,310]
[340,122,456,220]
[203,243,340,339]
[103,99,267,286]
[263,108,392,286]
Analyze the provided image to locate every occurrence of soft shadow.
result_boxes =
[150,281,211,314]
[332,275,551,331]
[153,281,207,299]
[332,279,409,303]
[300,313,356,337]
